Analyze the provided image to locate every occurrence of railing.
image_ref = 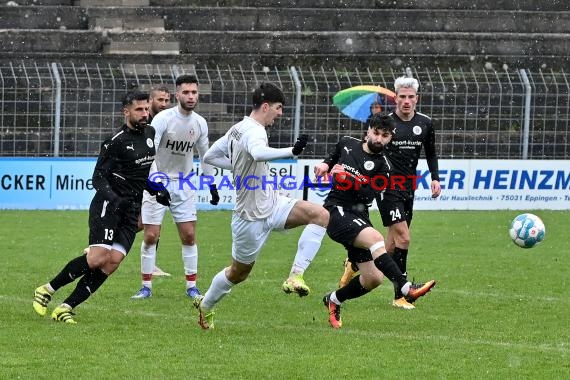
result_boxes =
[1,62,568,159]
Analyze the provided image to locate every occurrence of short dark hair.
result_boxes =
[367,113,395,133]
[252,82,285,109]
[122,90,149,107]
[149,85,171,96]
[175,75,199,87]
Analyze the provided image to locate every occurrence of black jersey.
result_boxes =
[323,136,392,209]
[92,124,156,205]
[385,111,439,192]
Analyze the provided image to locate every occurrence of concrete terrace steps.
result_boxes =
[88,30,570,58]
[2,29,569,68]
[86,7,570,34]
[1,1,568,69]
[11,0,73,5]
[150,0,570,11]
[3,6,569,34]
[0,6,87,29]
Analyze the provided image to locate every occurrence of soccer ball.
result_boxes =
[509,213,545,248]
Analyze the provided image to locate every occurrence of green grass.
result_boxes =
[0,210,568,379]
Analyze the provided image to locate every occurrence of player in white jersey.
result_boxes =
[193,82,329,329]
[132,75,220,300]
[147,85,172,277]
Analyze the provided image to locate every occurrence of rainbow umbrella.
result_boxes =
[333,85,396,122]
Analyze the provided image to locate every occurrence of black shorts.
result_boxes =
[379,191,414,227]
[88,192,139,254]
[326,205,374,264]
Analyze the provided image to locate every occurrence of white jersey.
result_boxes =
[203,116,294,221]
[150,106,214,181]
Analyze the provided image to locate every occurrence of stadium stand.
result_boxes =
[0,0,569,68]
[0,1,568,158]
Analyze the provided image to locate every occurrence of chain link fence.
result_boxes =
[1,61,568,159]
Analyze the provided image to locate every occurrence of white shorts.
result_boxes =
[141,181,197,225]
[231,195,298,264]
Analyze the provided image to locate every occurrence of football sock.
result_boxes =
[182,244,198,288]
[63,268,109,308]
[290,224,326,275]
[185,273,197,289]
[141,241,157,277]
[392,247,409,298]
[329,292,341,305]
[373,253,408,291]
[49,254,90,291]
[393,247,408,274]
[335,275,370,303]
[201,269,234,310]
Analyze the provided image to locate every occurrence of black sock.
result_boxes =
[336,275,370,303]
[49,255,90,291]
[393,247,408,274]
[392,247,409,298]
[64,268,109,309]
[374,254,407,291]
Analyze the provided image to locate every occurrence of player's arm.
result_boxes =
[195,121,216,176]
[321,138,343,170]
[203,133,232,170]
[424,123,440,182]
[315,138,343,178]
[92,138,132,211]
[195,121,220,205]
[424,123,441,197]
[247,134,295,162]
[92,139,118,199]
[244,126,310,161]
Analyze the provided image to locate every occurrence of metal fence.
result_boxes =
[1,61,569,159]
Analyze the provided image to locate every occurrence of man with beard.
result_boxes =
[316,114,435,329]
[32,91,170,323]
[338,77,441,310]
[148,85,171,124]
[83,85,173,277]
[131,75,220,300]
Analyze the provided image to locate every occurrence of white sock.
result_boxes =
[201,269,234,310]
[330,292,341,305]
[401,282,411,295]
[141,241,157,276]
[182,244,198,288]
[45,283,55,293]
[289,224,326,276]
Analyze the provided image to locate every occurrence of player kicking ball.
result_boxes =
[316,114,435,329]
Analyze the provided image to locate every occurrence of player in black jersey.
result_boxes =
[339,76,441,310]
[32,91,170,324]
[82,85,173,276]
[317,114,436,329]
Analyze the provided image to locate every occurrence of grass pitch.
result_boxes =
[0,210,568,379]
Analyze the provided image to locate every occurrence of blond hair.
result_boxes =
[394,76,419,93]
